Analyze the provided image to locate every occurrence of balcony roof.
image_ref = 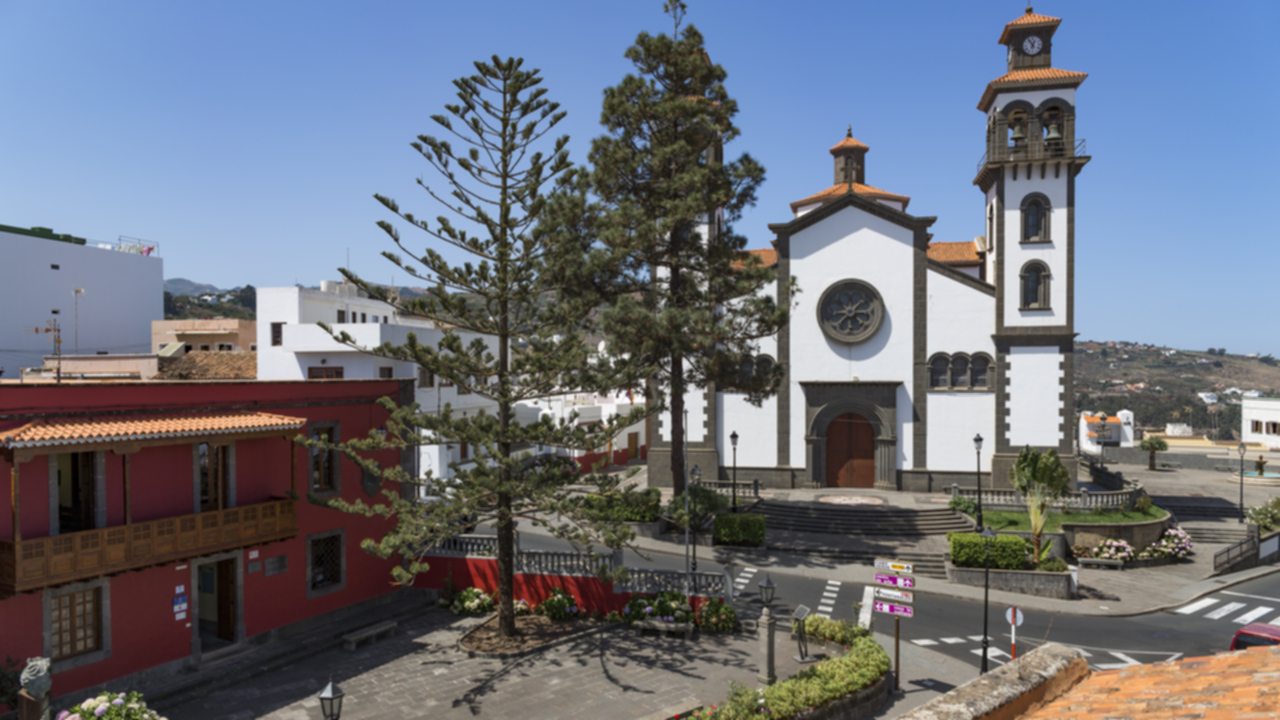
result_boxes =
[0,410,304,455]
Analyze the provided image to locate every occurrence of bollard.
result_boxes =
[758,606,777,686]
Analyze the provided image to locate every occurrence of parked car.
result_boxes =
[1230,623,1280,650]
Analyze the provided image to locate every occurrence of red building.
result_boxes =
[0,378,412,703]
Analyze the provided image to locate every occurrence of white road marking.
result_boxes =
[1205,602,1248,620]
[1174,598,1220,615]
[911,639,939,646]
[822,592,838,599]
[967,635,989,642]
[1233,606,1275,624]
[1094,652,1141,670]
[970,648,1009,659]
[940,637,966,644]
[1223,590,1280,604]
[858,587,874,629]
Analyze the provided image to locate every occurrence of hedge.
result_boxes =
[713,513,766,547]
[948,532,1030,570]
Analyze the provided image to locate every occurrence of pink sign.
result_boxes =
[874,601,914,618]
[874,573,915,589]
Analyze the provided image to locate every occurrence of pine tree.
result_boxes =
[573,1,793,493]
[311,57,648,638]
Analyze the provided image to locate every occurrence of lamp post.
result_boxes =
[973,434,985,528]
[1239,442,1247,524]
[318,680,345,720]
[690,465,702,577]
[979,526,997,674]
[757,574,777,686]
[730,430,740,512]
[73,287,85,355]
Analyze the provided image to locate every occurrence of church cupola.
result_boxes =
[1000,6,1062,72]
[830,126,868,186]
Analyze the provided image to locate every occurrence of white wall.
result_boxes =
[927,392,995,471]
[1006,347,1064,447]
[717,394,776,468]
[0,229,162,370]
[1001,171,1069,328]
[1243,398,1280,449]
[927,269,995,357]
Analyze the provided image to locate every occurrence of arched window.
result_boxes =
[1021,193,1051,243]
[1020,261,1051,310]
[929,355,950,388]
[971,355,991,389]
[950,355,970,388]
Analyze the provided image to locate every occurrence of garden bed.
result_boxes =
[459,614,610,658]
[981,507,1167,533]
[944,560,1075,599]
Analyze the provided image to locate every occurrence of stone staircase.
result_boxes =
[1151,497,1243,520]
[1178,521,1253,545]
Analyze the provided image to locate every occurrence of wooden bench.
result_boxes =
[1078,558,1124,571]
[342,620,398,651]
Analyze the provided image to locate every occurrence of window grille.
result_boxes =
[310,535,341,590]
[50,588,100,660]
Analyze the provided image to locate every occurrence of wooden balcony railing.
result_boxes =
[0,498,296,597]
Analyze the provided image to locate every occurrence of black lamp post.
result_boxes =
[1238,442,1247,524]
[974,434,985,528]
[758,573,776,606]
[319,680,345,720]
[979,525,997,674]
[730,431,740,512]
[690,465,702,576]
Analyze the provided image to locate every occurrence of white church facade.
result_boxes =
[648,8,1087,491]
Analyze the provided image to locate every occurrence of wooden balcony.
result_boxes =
[0,499,296,598]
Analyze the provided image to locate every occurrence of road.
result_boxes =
[508,529,1280,673]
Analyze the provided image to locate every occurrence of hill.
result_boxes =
[1074,341,1280,440]
[165,278,228,296]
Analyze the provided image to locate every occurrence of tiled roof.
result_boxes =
[998,9,1063,44]
[830,136,869,154]
[791,183,910,212]
[1023,646,1280,719]
[156,351,257,380]
[732,248,778,270]
[927,241,981,265]
[0,411,305,449]
[979,67,1087,111]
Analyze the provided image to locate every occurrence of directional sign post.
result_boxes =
[873,573,915,589]
[874,558,914,575]
[872,560,917,692]
[875,587,914,604]
[1005,606,1024,659]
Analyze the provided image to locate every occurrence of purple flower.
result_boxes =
[623,606,630,614]
[644,606,653,614]
[113,699,124,706]
[94,707,107,718]
[56,713,70,720]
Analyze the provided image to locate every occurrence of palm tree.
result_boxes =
[1010,447,1071,567]
[1139,437,1168,471]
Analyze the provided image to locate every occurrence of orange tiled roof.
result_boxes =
[927,241,981,265]
[791,183,910,213]
[732,248,778,270]
[156,351,257,380]
[979,67,1087,111]
[998,8,1062,44]
[1023,645,1280,720]
[0,411,305,448]
[830,136,868,154]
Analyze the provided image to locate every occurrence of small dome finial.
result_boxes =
[846,124,852,138]
[1026,5,1033,13]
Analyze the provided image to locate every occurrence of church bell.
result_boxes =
[1010,125,1027,142]
[1044,123,1063,141]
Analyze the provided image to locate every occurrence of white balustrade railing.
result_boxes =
[615,568,727,598]
[950,481,1144,510]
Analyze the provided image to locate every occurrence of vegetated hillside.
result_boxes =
[1074,341,1280,440]
[164,278,227,296]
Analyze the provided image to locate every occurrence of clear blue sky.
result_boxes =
[2,1,1276,355]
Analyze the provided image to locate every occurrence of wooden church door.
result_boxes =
[825,413,875,488]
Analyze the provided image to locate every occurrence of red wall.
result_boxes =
[411,556,633,615]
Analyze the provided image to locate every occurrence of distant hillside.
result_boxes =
[1074,341,1280,440]
[165,278,229,296]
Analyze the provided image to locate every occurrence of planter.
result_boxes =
[995,530,1068,560]
[628,520,665,540]
[1061,515,1170,552]
[944,560,1076,599]
[797,675,891,720]
[632,619,694,640]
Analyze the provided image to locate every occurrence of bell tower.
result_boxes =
[974,7,1089,486]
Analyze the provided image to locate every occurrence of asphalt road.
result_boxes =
[510,529,1280,672]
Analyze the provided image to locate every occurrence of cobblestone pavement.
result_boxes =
[169,608,810,720]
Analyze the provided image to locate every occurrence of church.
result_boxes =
[648,8,1087,491]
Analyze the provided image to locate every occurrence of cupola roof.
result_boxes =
[998,6,1062,44]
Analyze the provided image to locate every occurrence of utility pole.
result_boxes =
[73,288,85,354]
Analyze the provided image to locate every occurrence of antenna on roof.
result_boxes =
[24,319,62,383]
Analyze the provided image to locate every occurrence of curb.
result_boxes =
[457,620,621,660]
[1084,562,1280,618]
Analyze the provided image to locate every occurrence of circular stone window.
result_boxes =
[817,280,885,344]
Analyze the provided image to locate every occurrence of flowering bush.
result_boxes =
[1137,527,1193,560]
[536,587,582,621]
[1072,538,1135,562]
[621,590,693,625]
[513,598,532,616]
[695,597,737,633]
[58,692,165,720]
[791,614,871,647]
[450,586,496,616]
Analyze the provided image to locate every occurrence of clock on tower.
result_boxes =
[1002,7,1057,70]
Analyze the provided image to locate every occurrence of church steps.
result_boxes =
[753,501,972,536]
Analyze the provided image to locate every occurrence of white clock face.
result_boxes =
[1022,36,1043,55]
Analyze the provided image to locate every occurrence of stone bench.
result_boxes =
[342,620,398,651]
[632,620,694,640]
[1077,558,1124,571]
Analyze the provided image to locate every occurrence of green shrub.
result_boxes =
[1248,497,1280,533]
[579,488,662,523]
[948,495,977,516]
[450,586,495,615]
[622,590,693,624]
[536,587,582,621]
[1133,494,1154,515]
[1039,557,1068,573]
[695,597,737,632]
[791,614,871,647]
[948,532,1030,570]
[695,636,890,719]
[0,656,21,714]
[713,513,766,546]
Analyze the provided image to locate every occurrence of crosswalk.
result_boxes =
[817,579,841,618]
[731,566,758,598]
[908,635,1177,671]
[1174,595,1280,625]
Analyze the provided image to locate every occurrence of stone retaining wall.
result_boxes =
[945,561,1075,599]
[1061,514,1170,552]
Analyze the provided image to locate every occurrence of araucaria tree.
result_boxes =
[578,1,793,493]
[312,57,647,637]
[1009,446,1071,566]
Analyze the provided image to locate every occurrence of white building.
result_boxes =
[1243,397,1280,450]
[648,8,1087,490]
[0,223,162,373]
[1078,410,1135,454]
[1198,392,1219,405]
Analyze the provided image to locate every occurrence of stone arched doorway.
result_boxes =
[825,412,876,488]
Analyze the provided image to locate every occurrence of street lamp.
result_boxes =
[690,465,702,577]
[730,430,740,512]
[758,574,776,606]
[318,680,345,720]
[973,434,985,528]
[1239,442,1247,524]
[757,574,778,687]
[979,526,997,675]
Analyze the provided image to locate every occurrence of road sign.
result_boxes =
[874,558,914,575]
[875,587,914,604]
[873,573,915,589]
[874,601,913,618]
[1005,607,1024,627]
